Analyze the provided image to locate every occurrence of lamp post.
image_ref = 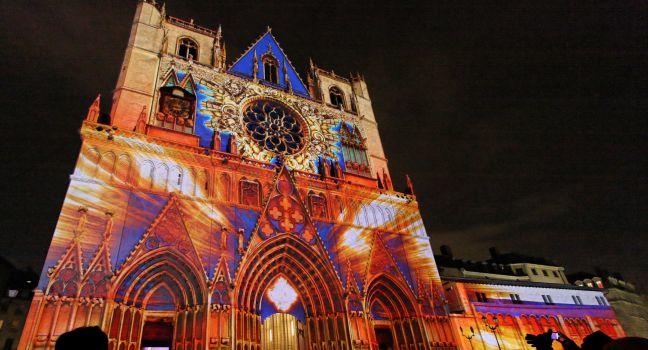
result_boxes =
[482,315,502,350]
[459,326,476,350]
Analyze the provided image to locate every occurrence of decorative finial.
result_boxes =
[382,168,392,190]
[405,174,415,196]
[237,228,245,254]
[283,57,292,92]
[221,43,227,68]
[103,211,114,241]
[216,24,222,40]
[85,94,101,123]
[266,25,272,32]
[252,50,258,81]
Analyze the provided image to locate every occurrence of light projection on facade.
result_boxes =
[17,1,624,350]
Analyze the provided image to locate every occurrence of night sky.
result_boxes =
[0,1,645,289]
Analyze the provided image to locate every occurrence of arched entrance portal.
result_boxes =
[107,249,208,350]
[366,274,426,349]
[234,234,348,349]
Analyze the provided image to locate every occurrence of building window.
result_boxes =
[178,38,198,60]
[308,193,328,220]
[329,86,345,108]
[509,294,522,304]
[542,295,554,305]
[572,295,583,305]
[553,271,559,277]
[262,55,279,84]
[239,179,261,207]
[340,123,370,176]
[596,296,608,306]
[515,268,524,275]
[155,86,196,134]
[542,270,549,276]
[531,268,538,275]
[475,292,488,303]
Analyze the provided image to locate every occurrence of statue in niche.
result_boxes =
[220,227,228,250]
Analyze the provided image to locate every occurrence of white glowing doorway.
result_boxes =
[261,313,305,350]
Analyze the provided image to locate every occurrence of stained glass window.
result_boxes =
[340,123,370,176]
[242,99,306,155]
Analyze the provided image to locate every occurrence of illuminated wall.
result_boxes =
[445,280,625,350]
[17,1,624,350]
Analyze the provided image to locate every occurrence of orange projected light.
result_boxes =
[267,277,298,312]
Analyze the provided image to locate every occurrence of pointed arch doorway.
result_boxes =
[108,250,208,350]
[366,274,426,349]
[261,313,306,350]
[259,276,306,350]
[140,313,174,350]
[234,234,348,349]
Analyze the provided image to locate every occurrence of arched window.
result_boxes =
[329,86,345,108]
[262,54,279,84]
[340,123,370,176]
[178,38,198,60]
[240,179,261,207]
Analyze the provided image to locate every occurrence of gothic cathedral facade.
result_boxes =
[19,1,455,349]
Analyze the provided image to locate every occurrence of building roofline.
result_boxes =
[441,276,604,292]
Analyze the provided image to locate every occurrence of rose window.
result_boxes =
[242,99,306,155]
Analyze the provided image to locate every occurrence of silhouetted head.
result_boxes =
[582,331,613,350]
[604,337,648,350]
[55,326,108,350]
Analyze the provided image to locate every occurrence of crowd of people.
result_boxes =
[525,329,647,350]
[53,326,647,350]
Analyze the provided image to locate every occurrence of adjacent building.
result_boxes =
[0,258,38,350]
[436,247,626,350]
[570,273,648,337]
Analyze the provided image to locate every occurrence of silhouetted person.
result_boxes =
[55,326,108,350]
[526,329,613,350]
[604,337,648,350]
[581,331,613,350]
[525,329,557,350]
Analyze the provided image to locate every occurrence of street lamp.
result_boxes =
[482,315,502,350]
[459,326,476,350]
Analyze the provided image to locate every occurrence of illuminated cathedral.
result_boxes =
[19,1,624,350]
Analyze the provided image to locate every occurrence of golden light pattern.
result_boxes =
[200,76,341,172]
[267,277,298,312]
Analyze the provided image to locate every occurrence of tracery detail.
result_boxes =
[242,98,306,155]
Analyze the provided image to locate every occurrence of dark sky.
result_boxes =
[0,1,646,289]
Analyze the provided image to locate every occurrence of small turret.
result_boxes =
[405,174,415,196]
[85,94,101,123]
